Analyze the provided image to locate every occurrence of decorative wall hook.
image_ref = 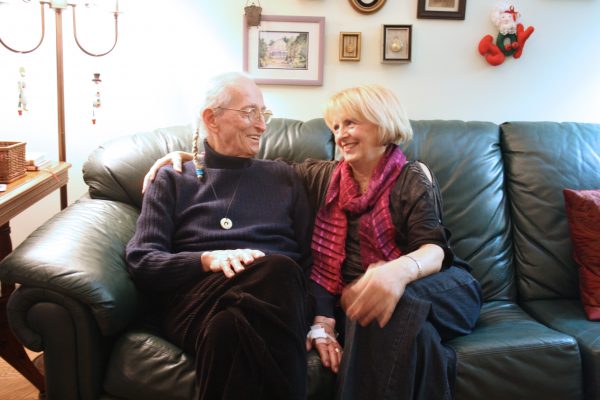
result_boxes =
[244,0,261,27]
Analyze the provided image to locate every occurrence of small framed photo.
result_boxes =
[339,32,361,61]
[417,0,466,20]
[243,15,325,86]
[381,25,412,63]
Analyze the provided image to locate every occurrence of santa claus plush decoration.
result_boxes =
[478,3,534,66]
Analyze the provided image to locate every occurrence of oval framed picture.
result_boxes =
[348,0,387,14]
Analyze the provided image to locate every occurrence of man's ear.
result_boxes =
[202,108,218,133]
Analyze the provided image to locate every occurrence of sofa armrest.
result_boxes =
[0,199,140,335]
[8,286,111,400]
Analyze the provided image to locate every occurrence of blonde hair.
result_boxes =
[323,84,413,145]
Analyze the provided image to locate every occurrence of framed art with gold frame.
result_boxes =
[339,32,361,61]
[348,0,386,14]
[381,24,412,63]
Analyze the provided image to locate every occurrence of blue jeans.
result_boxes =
[336,266,482,400]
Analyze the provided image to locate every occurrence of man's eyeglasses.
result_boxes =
[216,107,273,124]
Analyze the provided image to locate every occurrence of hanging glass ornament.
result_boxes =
[17,67,28,116]
[91,72,102,124]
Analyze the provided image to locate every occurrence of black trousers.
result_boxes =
[162,254,308,400]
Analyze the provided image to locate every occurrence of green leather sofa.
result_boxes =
[1,119,599,400]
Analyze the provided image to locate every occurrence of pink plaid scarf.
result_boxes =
[310,145,407,294]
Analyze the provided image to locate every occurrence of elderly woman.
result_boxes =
[301,85,481,399]
[144,84,482,399]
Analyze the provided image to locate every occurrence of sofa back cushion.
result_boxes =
[84,125,193,208]
[501,121,600,301]
[83,118,334,209]
[403,121,514,301]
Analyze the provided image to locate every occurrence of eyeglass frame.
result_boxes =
[215,106,273,124]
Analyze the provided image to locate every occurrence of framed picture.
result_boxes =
[348,0,387,14]
[381,25,412,63]
[243,15,325,86]
[339,32,361,61]
[417,0,466,20]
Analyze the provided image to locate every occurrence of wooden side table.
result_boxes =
[0,162,70,394]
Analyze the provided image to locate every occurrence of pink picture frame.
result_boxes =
[243,15,325,86]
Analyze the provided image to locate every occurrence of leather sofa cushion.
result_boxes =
[84,125,193,209]
[104,329,197,400]
[257,118,335,162]
[521,299,600,400]
[104,329,335,400]
[404,121,513,301]
[501,122,600,300]
[449,301,582,400]
[105,302,583,400]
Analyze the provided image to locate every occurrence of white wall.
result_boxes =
[1,0,599,247]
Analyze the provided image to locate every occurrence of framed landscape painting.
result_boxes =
[243,15,325,85]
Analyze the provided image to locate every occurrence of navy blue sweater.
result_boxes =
[126,144,313,293]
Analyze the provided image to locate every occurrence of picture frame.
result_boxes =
[243,15,325,86]
[381,25,412,63]
[339,32,361,61]
[348,0,387,14]
[417,0,466,20]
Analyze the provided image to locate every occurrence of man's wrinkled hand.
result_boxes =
[200,249,265,278]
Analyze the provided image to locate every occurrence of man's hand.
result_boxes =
[306,316,343,373]
[200,249,265,278]
[142,151,193,193]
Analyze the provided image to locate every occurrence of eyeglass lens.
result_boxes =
[249,108,272,124]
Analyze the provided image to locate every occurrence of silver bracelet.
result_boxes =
[404,254,423,279]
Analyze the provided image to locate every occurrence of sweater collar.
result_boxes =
[204,140,253,169]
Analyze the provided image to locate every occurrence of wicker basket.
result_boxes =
[0,141,26,183]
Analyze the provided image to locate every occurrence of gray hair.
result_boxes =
[193,72,254,180]
[197,71,253,134]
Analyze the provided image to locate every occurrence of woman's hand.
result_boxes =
[200,249,265,278]
[306,316,343,373]
[142,151,194,193]
[341,260,410,328]
[342,245,444,328]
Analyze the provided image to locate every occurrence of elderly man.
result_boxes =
[126,72,312,400]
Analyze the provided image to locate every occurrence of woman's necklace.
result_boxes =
[207,171,245,230]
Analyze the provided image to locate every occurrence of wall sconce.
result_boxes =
[0,0,121,209]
